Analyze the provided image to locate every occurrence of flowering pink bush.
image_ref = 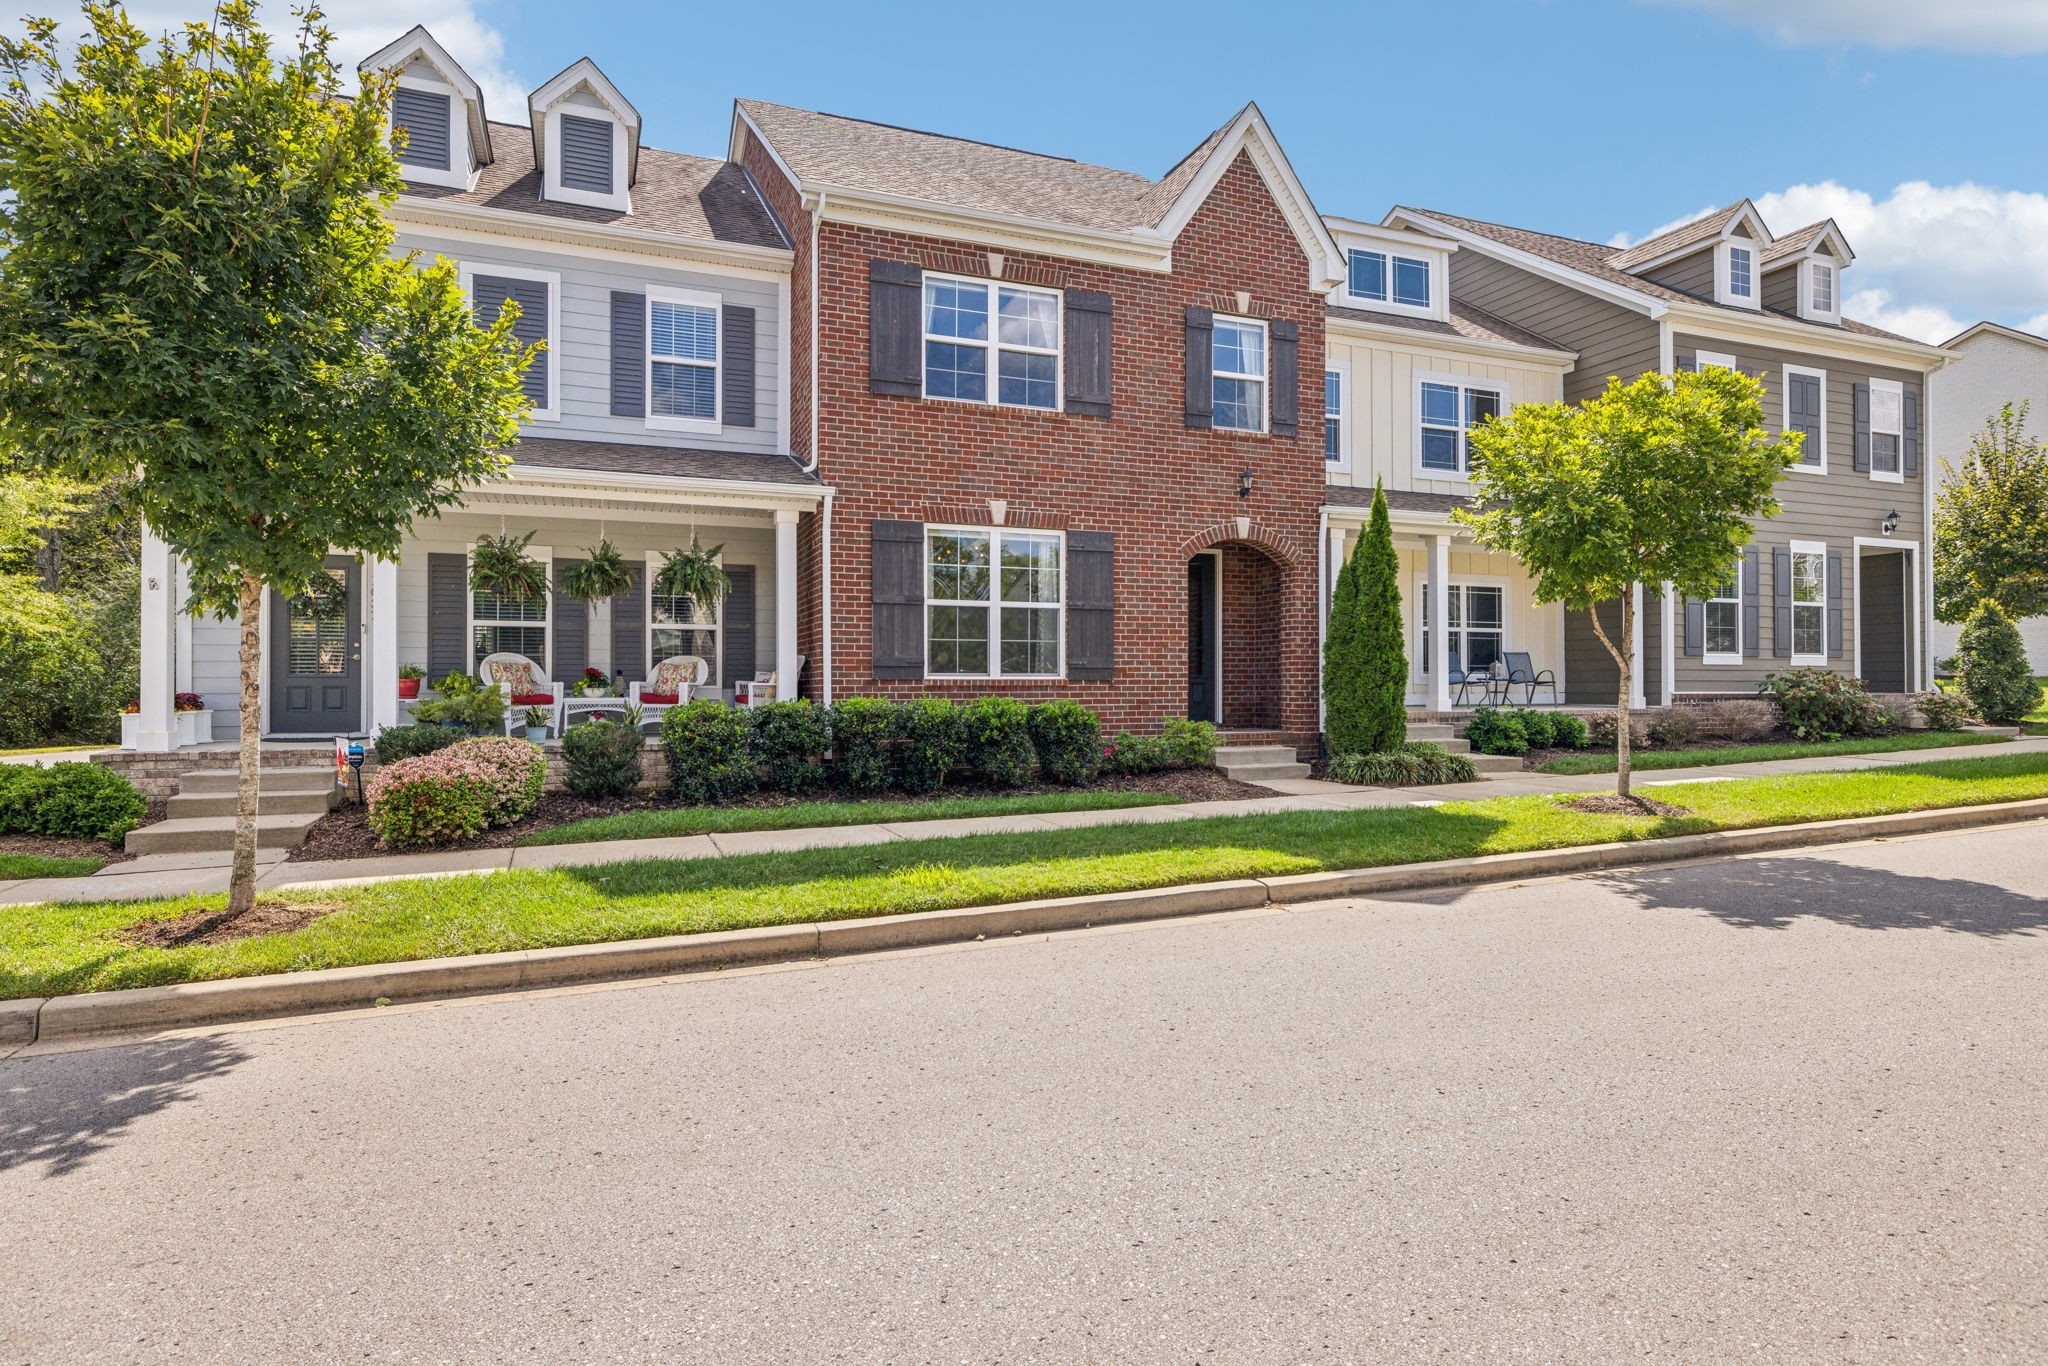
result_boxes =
[365,737,544,849]
[446,736,546,824]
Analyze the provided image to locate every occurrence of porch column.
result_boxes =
[136,525,177,752]
[1429,534,1452,712]
[1629,583,1646,709]
[774,508,800,693]
[1322,523,1346,729]
[1660,583,1677,708]
[368,555,401,734]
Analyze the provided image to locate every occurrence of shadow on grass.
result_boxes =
[0,1036,250,1178]
[1593,855,2048,937]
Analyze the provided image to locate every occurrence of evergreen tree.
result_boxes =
[1357,482,1408,753]
[1322,512,1367,754]
[1955,600,2041,726]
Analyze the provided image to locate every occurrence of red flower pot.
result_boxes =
[398,677,421,700]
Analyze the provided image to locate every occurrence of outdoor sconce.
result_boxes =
[1882,509,1900,537]
[1238,468,1254,499]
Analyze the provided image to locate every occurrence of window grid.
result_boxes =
[1418,379,1503,475]
[1870,380,1903,476]
[925,528,1063,678]
[922,275,1061,411]
[650,299,718,423]
[1728,245,1753,298]
[1347,249,1431,309]
[1791,549,1826,659]
[1324,370,1343,464]
[1419,584,1505,675]
[1705,575,1740,661]
[650,587,721,688]
[473,585,548,674]
[1211,317,1267,433]
[1811,263,1834,314]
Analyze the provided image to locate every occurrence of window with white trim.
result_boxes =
[1417,376,1503,476]
[1347,249,1431,310]
[1419,583,1506,675]
[1211,317,1266,432]
[922,274,1061,410]
[1727,245,1752,299]
[472,585,549,673]
[1870,378,1903,480]
[926,528,1062,677]
[649,290,719,427]
[1811,262,1834,314]
[1704,575,1740,663]
[1324,368,1344,465]
[1694,350,1738,373]
[1791,543,1826,661]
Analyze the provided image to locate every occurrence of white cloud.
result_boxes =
[1609,203,1720,250]
[1642,0,2048,54]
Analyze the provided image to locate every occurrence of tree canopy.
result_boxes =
[1934,401,2048,627]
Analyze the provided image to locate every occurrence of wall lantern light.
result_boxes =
[1238,468,1254,499]
[1881,509,1900,537]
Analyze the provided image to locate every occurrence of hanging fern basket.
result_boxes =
[469,531,550,604]
[558,537,637,602]
[653,536,731,616]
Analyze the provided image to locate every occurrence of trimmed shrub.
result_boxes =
[0,764,48,834]
[561,720,643,799]
[444,736,546,826]
[663,700,757,804]
[1646,708,1700,749]
[1758,667,1882,741]
[366,753,494,850]
[830,697,902,792]
[1463,707,1529,756]
[1955,600,2041,725]
[1104,732,1167,776]
[1159,717,1218,769]
[1331,742,1478,786]
[0,762,146,842]
[1688,700,1776,743]
[374,723,465,764]
[752,699,831,793]
[1914,689,1975,731]
[1543,713,1589,751]
[899,698,963,794]
[961,696,1035,787]
[1587,711,1649,750]
[1027,700,1101,786]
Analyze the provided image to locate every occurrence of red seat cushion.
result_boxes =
[639,692,679,705]
[511,692,555,706]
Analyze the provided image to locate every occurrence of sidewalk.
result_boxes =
[2,734,2037,907]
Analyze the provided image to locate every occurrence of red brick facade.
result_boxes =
[743,138,1327,736]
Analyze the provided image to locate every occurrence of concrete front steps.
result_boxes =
[126,767,341,856]
[1408,722,1525,774]
[1215,745,1311,783]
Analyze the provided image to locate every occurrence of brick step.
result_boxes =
[165,789,336,819]
[125,811,327,856]
[177,768,339,797]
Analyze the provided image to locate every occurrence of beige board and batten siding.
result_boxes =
[1444,252,1661,405]
[1387,546,1559,698]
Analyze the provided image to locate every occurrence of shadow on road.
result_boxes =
[1594,854,2048,937]
[0,1036,249,1178]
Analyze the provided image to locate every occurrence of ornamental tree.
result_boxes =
[1954,600,2040,726]
[1458,368,1800,801]
[0,3,533,914]
[1934,401,2048,627]
[1323,480,1406,755]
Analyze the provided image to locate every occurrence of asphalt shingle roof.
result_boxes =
[1327,301,1570,354]
[1324,486,1472,514]
[1607,203,1745,271]
[507,437,818,486]
[1760,221,1832,266]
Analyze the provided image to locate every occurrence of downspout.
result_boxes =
[806,192,829,701]
[1315,505,1329,741]
[800,190,825,475]
[821,487,835,704]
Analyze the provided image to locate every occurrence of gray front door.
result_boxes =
[1859,551,1909,694]
[1188,555,1219,723]
[269,556,362,735]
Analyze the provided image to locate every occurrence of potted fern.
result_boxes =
[558,537,637,603]
[469,531,549,603]
[653,536,730,616]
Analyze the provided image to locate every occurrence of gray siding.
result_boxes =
[1447,253,1660,405]
[396,230,785,455]
[1761,264,1799,316]
[1564,601,1626,705]
[1643,250,1714,300]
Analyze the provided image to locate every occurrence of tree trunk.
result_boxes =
[1584,590,1637,800]
[228,570,263,917]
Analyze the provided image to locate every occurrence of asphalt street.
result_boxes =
[3,822,2044,1362]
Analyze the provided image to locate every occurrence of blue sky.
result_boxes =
[70,0,2048,340]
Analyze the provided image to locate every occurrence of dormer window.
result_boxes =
[1716,241,1760,309]
[559,114,615,195]
[1811,262,1833,313]
[1798,257,1843,324]
[359,26,489,192]
[1346,248,1433,315]
[528,58,640,214]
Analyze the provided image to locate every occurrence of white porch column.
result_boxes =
[136,525,177,752]
[368,555,401,734]
[774,508,800,693]
[1429,534,1452,712]
[1629,582,1647,709]
[1660,583,1677,709]
[1321,523,1345,729]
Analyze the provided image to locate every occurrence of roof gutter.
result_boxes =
[801,190,825,475]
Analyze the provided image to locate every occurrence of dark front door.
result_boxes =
[269,555,362,735]
[1187,555,1219,723]
[1860,551,1909,694]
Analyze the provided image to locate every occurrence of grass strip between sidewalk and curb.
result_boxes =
[0,852,105,880]
[7,752,2048,1009]
[515,790,1184,847]
[1533,730,2010,775]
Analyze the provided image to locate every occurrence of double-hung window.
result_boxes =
[649,289,720,429]
[926,528,1062,677]
[1419,583,1505,675]
[648,557,722,687]
[1704,575,1741,663]
[1417,376,1503,476]
[1811,262,1834,314]
[1347,249,1430,310]
[1869,378,1904,480]
[1790,543,1826,661]
[1211,317,1266,432]
[1324,368,1344,465]
[473,572,550,674]
[923,275,1061,410]
[1726,244,1753,301]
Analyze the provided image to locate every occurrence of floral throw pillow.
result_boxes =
[488,660,536,695]
[651,659,693,695]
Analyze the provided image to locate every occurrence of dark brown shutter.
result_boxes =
[611,562,645,683]
[1683,597,1704,656]
[1827,551,1845,658]
[1063,289,1113,417]
[610,291,645,418]
[722,564,756,689]
[722,304,756,428]
[1853,382,1871,472]
[1066,531,1115,681]
[871,519,925,679]
[474,275,550,409]
[552,559,587,681]
[1270,319,1299,438]
[1903,387,1920,477]
[1742,547,1761,659]
[1772,547,1793,657]
[428,553,469,681]
[869,260,923,397]
[1184,305,1214,429]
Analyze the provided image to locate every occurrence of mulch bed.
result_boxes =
[123,899,345,948]
[1561,793,1691,817]
[287,767,1272,863]
[0,832,132,866]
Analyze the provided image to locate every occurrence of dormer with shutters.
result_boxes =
[528,58,640,213]
[1760,221,1853,326]
[359,26,492,192]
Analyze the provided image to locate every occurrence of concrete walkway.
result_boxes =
[2,733,2037,907]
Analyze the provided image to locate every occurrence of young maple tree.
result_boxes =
[1934,400,2048,629]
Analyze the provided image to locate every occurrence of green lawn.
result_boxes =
[518,789,1183,847]
[8,751,2048,1001]
[0,852,105,880]
[0,745,101,758]
[2026,679,2048,734]
[1535,730,2011,775]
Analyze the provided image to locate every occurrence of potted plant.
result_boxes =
[653,535,731,617]
[469,530,550,604]
[121,695,214,746]
[573,666,612,698]
[522,706,551,743]
[558,538,637,603]
[398,663,427,700]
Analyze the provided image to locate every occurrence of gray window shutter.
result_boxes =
[392,87,451,171]
[869,260,923,397]
[1066,531,1115,681]
[1772,546,1793,657]
[1184,306,1214,429]
[1853,382,1871,472]
[1683,598,1704,656]
[1741,547,1761,659]
[1903,387,1921,477]
[871,519,925,679]
[1789,372,1822,463]
[610,291,646,418]
[474,275,549,410]
[611,562,645,683]
[721,304,756,428]
[559,114,614,195]
[722,564,757,690]
[552,559,588,681]
[1063,289,1113,417]
[1270,319,1299,438]
[1827,551,1845,658]
[1674,353,1694,373]
[428,553,468,681]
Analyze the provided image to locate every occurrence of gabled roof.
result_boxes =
[1942,320,2048,352]
[1761,219,1854,268]
[1608,201,1754,272]
[1326,301,1572,357]
[359,24,492,163]
[527,56,643,186]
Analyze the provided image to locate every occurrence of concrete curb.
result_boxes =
[14,798,2048,1046]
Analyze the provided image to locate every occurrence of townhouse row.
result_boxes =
[126,25,1949,753]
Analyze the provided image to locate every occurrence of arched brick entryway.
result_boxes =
[1184,530,1298,731]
